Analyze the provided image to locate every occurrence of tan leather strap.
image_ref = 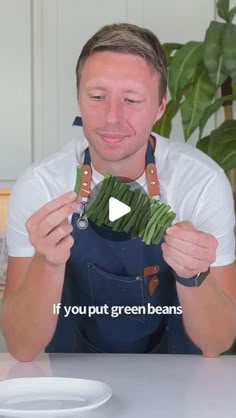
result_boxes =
[143,265,160,277]
[145,136,160,197]
[143,265,160,296]
[80,164,92,198]
[146,163,160,197]
[80,135,160,198]
[148,275,160,297]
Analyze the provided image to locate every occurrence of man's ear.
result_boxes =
[154,94,167,124]
[77,97,81,114]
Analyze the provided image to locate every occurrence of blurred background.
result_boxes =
[1,0,236,189]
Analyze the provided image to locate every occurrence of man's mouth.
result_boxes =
[99,133,128,144]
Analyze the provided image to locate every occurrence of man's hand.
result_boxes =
[161,221,218,278]
[26,191,79,267]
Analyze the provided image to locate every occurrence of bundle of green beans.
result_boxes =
[74,167,176,245]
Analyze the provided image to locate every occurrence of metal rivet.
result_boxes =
[150,169,154,174]
[83,170,89,175]
[150,181,156,185]
[82,182,88,187]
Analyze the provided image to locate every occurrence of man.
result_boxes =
[0,23,235,361]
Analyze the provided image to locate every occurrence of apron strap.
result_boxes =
[73,116,160,198]
[145,135,160,197]
[80,165,92,198]
[73,116,83,126]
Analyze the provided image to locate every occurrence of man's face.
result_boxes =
[78,51,166,163]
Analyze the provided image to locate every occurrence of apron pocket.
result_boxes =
[75,325,104,353]
[88,262,145,324]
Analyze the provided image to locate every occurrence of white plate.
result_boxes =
[0,377,112,418]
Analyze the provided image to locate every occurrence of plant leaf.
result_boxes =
[162,43,183,66]
[196,136,210,154]
[218,144,236,172]
[203,21,228,86]
[169,42,203,101]
[180,66,216,140]
[208,120,236,172]
[216,120,236,130]
[222,23,236,81]
[152,100,180,137]
[217,0,230,22]
[198,94,236,139]
[229,6,236,22]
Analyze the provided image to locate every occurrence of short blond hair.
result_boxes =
[76,23,167,100]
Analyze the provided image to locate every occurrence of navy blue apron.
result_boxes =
[45,117,201,354]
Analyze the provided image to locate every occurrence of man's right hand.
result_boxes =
[26,191,79,266]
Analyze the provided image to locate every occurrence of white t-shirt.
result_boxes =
[7,127,236,266]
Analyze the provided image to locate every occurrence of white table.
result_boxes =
[0,353,235,418]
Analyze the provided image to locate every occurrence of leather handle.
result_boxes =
[146,163,160,197]
[80,164,92,198]
[143,265,160,277]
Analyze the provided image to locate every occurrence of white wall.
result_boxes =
[33,0,215,161]
[0,0,32,188]
[1,0,235,188]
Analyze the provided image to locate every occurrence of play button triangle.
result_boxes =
[109,197,131,222]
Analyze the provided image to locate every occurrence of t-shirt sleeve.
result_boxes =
[193,170,236,267]
[6,174,50,257]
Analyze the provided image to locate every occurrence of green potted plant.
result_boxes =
[153,0,236,354]
[153,0,236,210]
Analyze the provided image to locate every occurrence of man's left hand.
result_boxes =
[161,221,218,278]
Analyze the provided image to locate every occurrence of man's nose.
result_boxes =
[106,99,123,124]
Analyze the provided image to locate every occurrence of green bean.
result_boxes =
[88,176,116,221]
[115,183,130,200]
[96,181,123,225]
[142,204,168,240]
[103,182,130,227]
[153,212,176,244]
[86,173,177,245]
[120,188,143,230]
[112,188,134,231]
[137,201,157,236]
[152,211,176,241]
[143,205,171,244]
[123,192,148,233]
[154,208,175,229]
[95,175,116,212]
[131,197,153,236]
[74,166,82,194]
[138,209,153,238]
[152,225,167,245]
[86,173,112,217]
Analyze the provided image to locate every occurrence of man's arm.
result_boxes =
[0,191,78,362]
[162,221,236,357]
[176,263,236,357]
[0,255,66,362]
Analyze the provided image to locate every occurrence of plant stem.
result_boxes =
[221,76,236,211]
[221,76,233,110]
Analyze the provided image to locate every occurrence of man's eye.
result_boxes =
[90,95,104,101]
[125,98,139,104]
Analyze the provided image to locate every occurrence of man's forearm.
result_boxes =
[0,254,65,361]
[177,273,236,357]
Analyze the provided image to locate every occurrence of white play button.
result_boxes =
[109,197,131,222]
